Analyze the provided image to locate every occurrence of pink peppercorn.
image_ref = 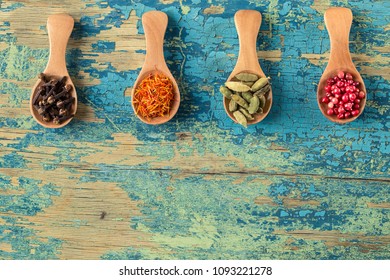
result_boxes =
[322,71,365,120]
[337,113,345,119]
[327,109,334,115]
[351,110,360,117]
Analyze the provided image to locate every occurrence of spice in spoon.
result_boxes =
[133,73,175,120]
[320,71,365,119]
[32,73,75,125]
[220,72,271,127]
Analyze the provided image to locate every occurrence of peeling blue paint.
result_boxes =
[0,152,27,168]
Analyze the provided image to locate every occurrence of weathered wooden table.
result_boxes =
[0,0,389,260]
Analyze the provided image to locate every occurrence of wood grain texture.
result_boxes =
[0,0,389,260]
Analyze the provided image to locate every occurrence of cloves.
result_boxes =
[59,108,67,116]
[32,86,45,105]
[57,97,75,108]
[53,114,74,125]
[42,114,52,122]
[47,95,56,104]
[33,73,74,125]
[38,73,48,83]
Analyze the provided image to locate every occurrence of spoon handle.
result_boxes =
[233,10,262,75]
[45,14,74,76]
[324,7,354,71]
[142,11,170,73]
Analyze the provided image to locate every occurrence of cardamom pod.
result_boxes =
[231,94,249,109]
[233,111,248,127]
[253,84,271,96]
[259,94,266,109]
[219,86,233,99]
[239,108,254,120]
[235,72,259,82]
[229,99,238,112]
[251,77,270,92]
[225,81,251,92]
[242,92,253,103]
[248,95,260,114]
[242,81,255,87]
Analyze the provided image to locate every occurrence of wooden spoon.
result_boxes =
[223,10,272,125]
[317,7,366,124]
[131,11,180,125]
[30,14,77,128]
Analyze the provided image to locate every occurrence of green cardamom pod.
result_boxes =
[248,95,260,114]
[251,77,270,92]
[235,72,259,82]
[233,111,248,127]
[239,108,254,120]
[231,94,249,109]
[229,99,238,112]
[219,86,233,99]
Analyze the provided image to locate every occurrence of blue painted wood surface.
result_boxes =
[0,0,389,259]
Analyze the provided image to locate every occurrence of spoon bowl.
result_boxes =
[317,68,366,124]
[317,7,366,124]
[30,14,77,128]
[132,69,180,125]
[131,11,180,125]
[223,10,272,125]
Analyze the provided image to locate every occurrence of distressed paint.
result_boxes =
[0,0,389,260]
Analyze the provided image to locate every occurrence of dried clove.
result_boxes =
[57,97,75,108]
[53,88,69,100]
[37,103,55,115]
[38,73,48,83]
[42,114,52,122]
[47,95,56,104]
[32,86,46,105]
[65,100,73,112]
[53,114,74,125]
[38,106,48,115]
[59,108,67,116]
[60,76,67,85]
[49,107,59,118]
[32,75,74,125]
